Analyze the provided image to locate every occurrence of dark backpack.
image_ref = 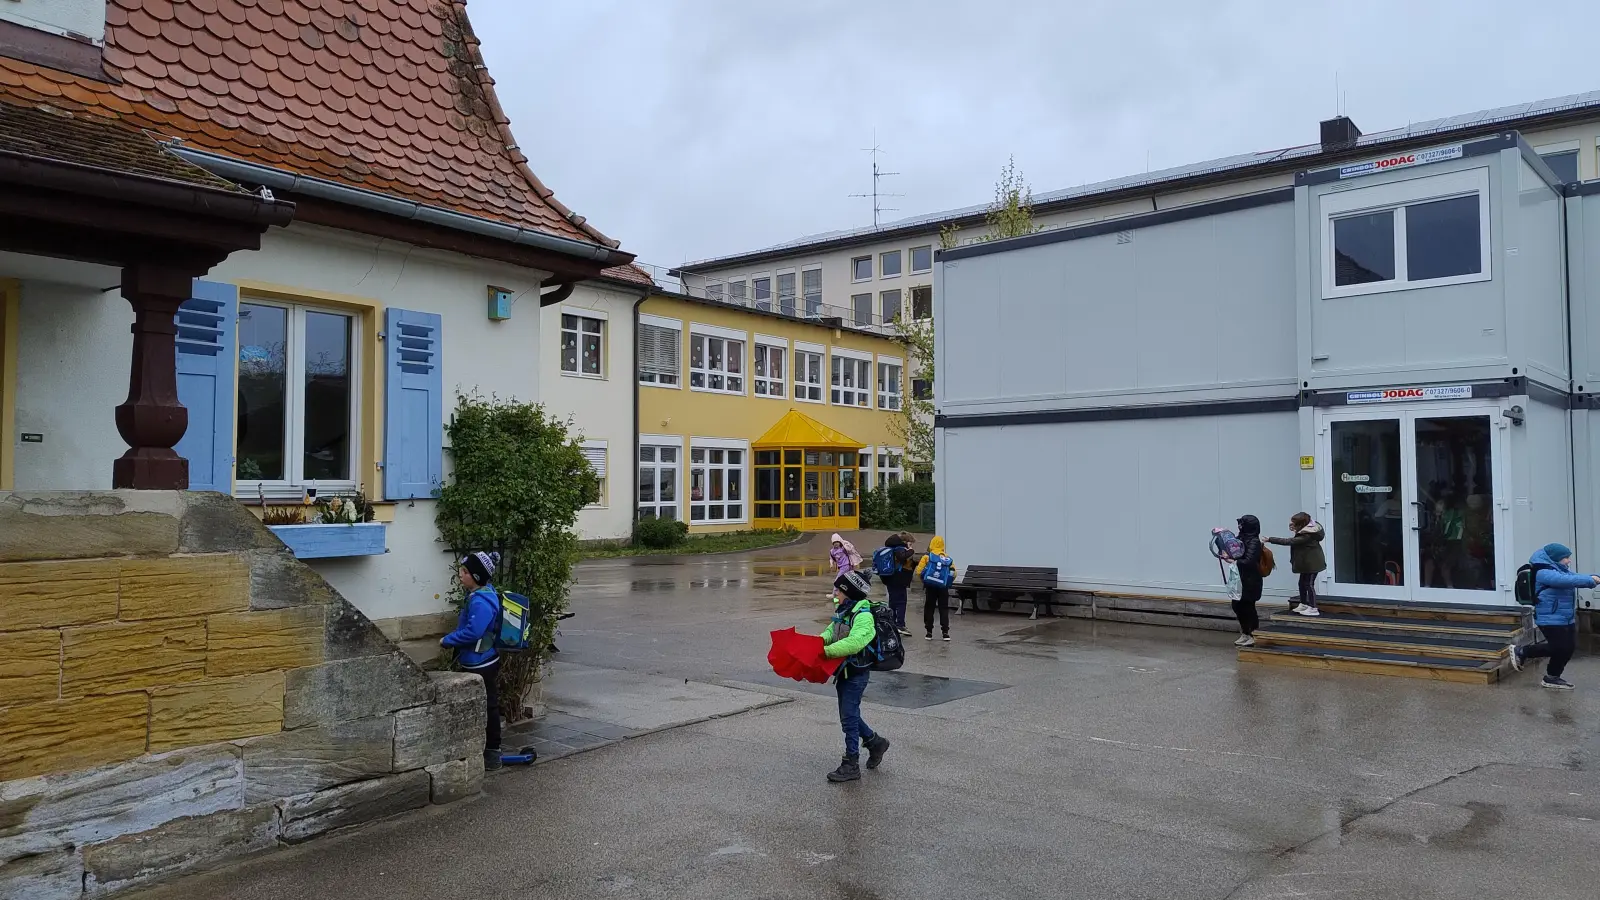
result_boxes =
[872,545,902,577]
[851,601,905,672]
[1514,563,1549,607]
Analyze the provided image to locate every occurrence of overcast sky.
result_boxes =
[472,0,1597,271]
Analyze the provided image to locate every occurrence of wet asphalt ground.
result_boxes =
[138,533,1600,900]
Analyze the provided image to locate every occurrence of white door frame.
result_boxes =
[1316,399,1511,606]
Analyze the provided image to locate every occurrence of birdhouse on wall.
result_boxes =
[487,286,514,320]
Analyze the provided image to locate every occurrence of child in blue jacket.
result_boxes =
[440,551,504,768]
[1510,543,1599,690]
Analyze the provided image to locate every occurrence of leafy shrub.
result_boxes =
[887,480,936,530]
[858,486,893,530]
[633,517,689,549]
[435,393,596,721]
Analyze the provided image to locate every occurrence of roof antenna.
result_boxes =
[848,134,903,229]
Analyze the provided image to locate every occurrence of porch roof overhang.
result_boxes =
[0,147,294,269]
[753,409,865,451]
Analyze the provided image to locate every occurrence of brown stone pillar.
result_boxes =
[112,264,192,489]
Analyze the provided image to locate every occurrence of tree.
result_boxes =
[434,392,598,721]
[892,157,1038,474]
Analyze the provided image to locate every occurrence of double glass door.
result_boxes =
[1319,404,1507,605]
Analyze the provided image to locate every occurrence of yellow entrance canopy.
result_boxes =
[753,409,863,450]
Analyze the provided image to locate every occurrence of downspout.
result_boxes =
[539,281,576,307]
[632,289,649,537]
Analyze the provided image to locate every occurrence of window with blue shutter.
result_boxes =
[175,280,238,493]
[383,307,443,500]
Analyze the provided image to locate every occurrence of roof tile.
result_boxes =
[0,0,618,248]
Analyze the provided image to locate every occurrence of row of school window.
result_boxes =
[631,319,903,411]
[636,443,903,524]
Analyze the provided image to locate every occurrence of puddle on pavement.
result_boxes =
[751,563,833,578]
[626,577,750,592]
[735,670,1008,708]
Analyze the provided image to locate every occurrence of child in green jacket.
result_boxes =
[820,592,890,783]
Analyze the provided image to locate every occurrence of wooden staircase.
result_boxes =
[1238,597,1532,684]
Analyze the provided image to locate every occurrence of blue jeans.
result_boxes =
[835,669,876,756]
[886,582,908,628]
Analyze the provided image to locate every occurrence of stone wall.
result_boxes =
[0,492,486,898]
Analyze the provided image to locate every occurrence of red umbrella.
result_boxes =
[769,627,842,684]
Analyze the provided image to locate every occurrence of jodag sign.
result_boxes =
[1338,145,1463,179]
[1346,385,1473,404]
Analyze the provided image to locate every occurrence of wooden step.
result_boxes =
[1254,623,1512,661]
[1316,596,1529,627]
[1239,644,1503,684]
[1264,610,1527,642]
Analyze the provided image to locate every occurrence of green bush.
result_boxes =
[633,517,689,549]
[887,480,936,530]
[858,486,893,530]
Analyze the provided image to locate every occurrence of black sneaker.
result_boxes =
[483,749,503,771]
[942,633,951,642]
[925,632,933,640]
[1542,676,1576,691]
[864,735,890,769]
[827,754,862,782]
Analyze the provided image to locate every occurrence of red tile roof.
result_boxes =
[0,0,618,248]
[599,263,656,287]
[0,98,245,192]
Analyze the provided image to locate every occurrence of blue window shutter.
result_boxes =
[175,279,238,492]
[384,307,443,500]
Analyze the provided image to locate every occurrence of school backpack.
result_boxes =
[1514,563,1550,607]
[474,590,532,651]
[1258,545,1276,577]
[872,545,902,578]
[1209,528,1243,561]
[850,601,905,672]
[921,553,956,588]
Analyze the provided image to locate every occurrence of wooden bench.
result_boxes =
[955,565,1060,618]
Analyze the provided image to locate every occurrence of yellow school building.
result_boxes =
[636,290,906,533]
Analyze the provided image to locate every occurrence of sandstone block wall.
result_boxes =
[0,492,485,899]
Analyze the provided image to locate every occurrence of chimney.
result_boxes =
[1320,116,1362,152]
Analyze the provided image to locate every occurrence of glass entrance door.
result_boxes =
[1319,404,1506,606]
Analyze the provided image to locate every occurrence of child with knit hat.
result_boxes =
[1510,542,1599,690]
[440,550,505,768]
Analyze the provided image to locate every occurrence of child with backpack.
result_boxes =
[915,535,957,641]
[1267,512,1326,617]
[874,533,917,635]
[821,579,892,783]
[1509,543,1600,690]
[827,533,865,603]
[440,551,505,770]
[1230,516,1265,647]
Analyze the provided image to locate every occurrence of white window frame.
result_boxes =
[880,249,902,279]
[751,272,772,311]
[560,310,606,379]
[909,244,933,274]
[850,292,872,327]
[876,355,903,411]
[637,435,683,522]
[705,281,725,302]
[753,334,788,399]
[726,279,748,307]
[793,341,825,404]
[876,446,904,489]
[234,299,362,500]
[859,445,874,489]
[1534,140,1580,183]
[688,323,746,396]
[801,266,823,317]
[1319,167,1492,300]
[850,255,872,283]
[831,347,872,408]
[910,284,933,320]
[689,437,748,524]
[580,440,608,508]
[879,288,901,324]
[637,313,682,389]
[775,268,798,315]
